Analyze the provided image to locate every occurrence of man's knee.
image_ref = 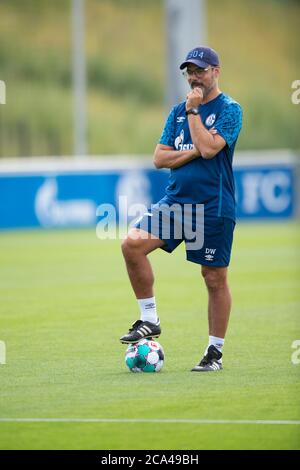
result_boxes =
[201,266,228,291]
[121,228,154,259]
[121,237,141,256]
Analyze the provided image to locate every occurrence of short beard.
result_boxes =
[201,83,215,98]
[191,80,215,97]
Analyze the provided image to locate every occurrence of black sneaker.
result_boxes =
[120,319,161,344]
[191,345,223,372]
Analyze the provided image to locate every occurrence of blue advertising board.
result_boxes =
[234,164,295,219]
[0,157,298,229]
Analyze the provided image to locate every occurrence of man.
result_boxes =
[120,46,243,371]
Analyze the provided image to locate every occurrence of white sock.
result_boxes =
[204,336,224,360]
[138,297,158,324]
[209,335,224,351]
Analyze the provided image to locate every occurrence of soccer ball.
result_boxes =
[125,338,164,373]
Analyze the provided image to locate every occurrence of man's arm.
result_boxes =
[153,144,200,169]
[186,87,226,159]
[187,114,226,159]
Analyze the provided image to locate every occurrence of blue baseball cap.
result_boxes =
[179,46,220,70]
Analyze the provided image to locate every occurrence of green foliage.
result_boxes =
[0,0,299,156]
[88,57,162,104]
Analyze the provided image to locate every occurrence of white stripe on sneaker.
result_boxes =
[143,326,152,333]
[138,327,149,336]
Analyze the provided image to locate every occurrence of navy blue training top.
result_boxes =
[159,92,243,221]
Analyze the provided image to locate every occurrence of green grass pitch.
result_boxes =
[0,222,299,450]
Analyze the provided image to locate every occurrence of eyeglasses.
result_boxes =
[182,66,213,78]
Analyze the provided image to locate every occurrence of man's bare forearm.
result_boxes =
[186,87,226,159]
[187,114,221,159]
[153,145,200,169]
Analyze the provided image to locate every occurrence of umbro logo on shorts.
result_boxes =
[205,248,216,261]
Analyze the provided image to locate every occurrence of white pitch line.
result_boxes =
[0,418,299,425]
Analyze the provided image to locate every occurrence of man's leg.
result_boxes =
[121,228,165,299]
[192,266,231,371]
[120,228,165,343]
[201,266,231,338]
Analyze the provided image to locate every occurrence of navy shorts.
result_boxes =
[135,199,235,267]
